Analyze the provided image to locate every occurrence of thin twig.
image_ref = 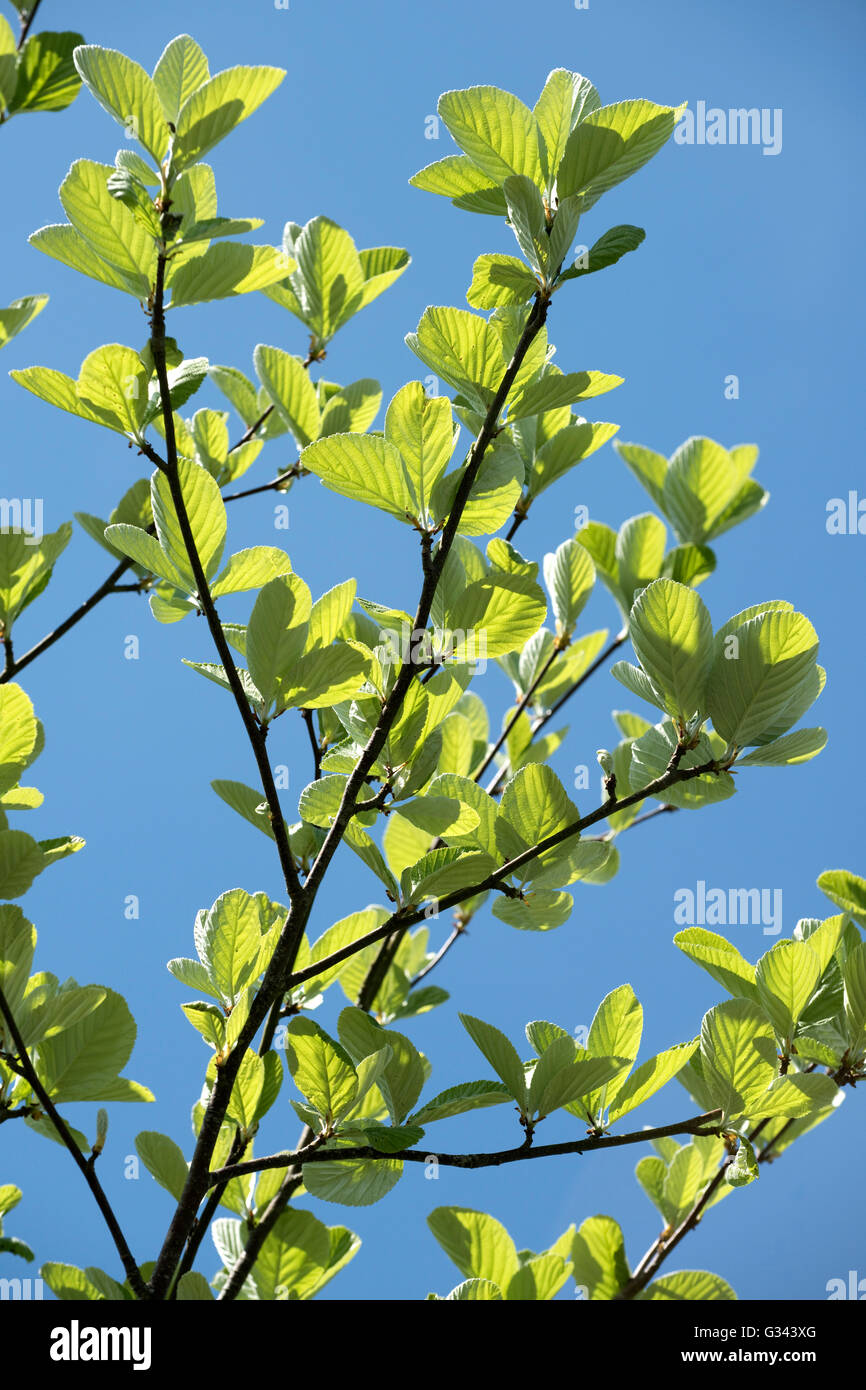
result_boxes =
[410,925,463,986]
[301,708,322,781]
[0,556,135,684]
[485,627,629,796]
[288,750,719,991]
[0,408,298,686]
[473,641,563,785]
[17,0,41,49]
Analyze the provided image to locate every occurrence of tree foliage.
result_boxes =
[0,23,858,1311]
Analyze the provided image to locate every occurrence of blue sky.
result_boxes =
[2,0,864,1301]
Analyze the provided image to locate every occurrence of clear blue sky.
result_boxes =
[2,0,864,1300]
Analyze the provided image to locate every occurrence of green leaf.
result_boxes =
[254,344,320,447]
[588,984,642,1072]
[437,85,543,186]
[302,1153,402,1207]
[706,609,820,748]
[630,720,735,809]
[224,1049,266,1129]
[570,1215,630,1300]
[244,573,312,713]
[54,157,158,295]
[818,869,866,928]
[0,294,48,349]
[432,435,524,537]
[210,546,292,600]
[135,1131,188,1202]
[557,99,684,205]
[645,436,769,545]
[629,578,713,723]
[640,1270,736,1301]
[843,942,866,1048]
[427,1207,520,1289]
[405,306,505,415]
[0,905,36,1013]
[173,63,285,169]
[337,1008,425,1126]
[492,889,574,933]
[755,940,821,1040]
[384,381,455,518]
[736,727,827,766]
[529,1042,629,1119]
[0,684,39,797]
[73,45,168,161]
[292,217,364,341]
[529,420,619,498]
[76,343,149,437]
[410,1080,513,1125]
[170,244,289,307]
[674,928,758,1001]
[176,1272,214,1301]
[251,1208,331,1300]
[534,69,601,186]
[301,432,416,524]
[40,1263,104,1301]
[448,571,546,659]
[607,1042,699,1123]
[7,31,83,114]
[543,537,595,637]
[0,829,50,897]
[506,1253,572,1302]
[502,175,550,275]
[508,369,622,420]
[285,1017,358,1125]
[459,1013,527,1110]
[699,998,777,1119]
[196,888,277,1005]
[726,1135,759,1188]
[467,254,539,309]
[152,34,210,125]
[558,224,647,281]
[439,1278,503,1300]
[409,154,506,215]
[318,378,382,437]
[37,988,153,1103]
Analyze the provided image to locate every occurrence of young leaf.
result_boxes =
[629,578,713,723]
[437,85,543,186]
[458,1013,527,1111]
[427,1207,520,1289]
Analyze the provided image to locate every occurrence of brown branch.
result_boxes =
[473,641,563,785]
[288,750,718,992]
[297,295,552,1007]
[485,627,629,796]
[0,983,148,1299]
[301,708,323,782]
[0,396,300,686]
[209,1110,724,1187]
[410,923,464,987]
[16,0,42,50]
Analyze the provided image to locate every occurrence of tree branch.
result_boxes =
[301,708,323,782]
[473,640,563,785]
[16,0,41,50]
[485,627,629,796]
[209,1110,724,1186]
[0,983,148,1299]
[288,751,719,991]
